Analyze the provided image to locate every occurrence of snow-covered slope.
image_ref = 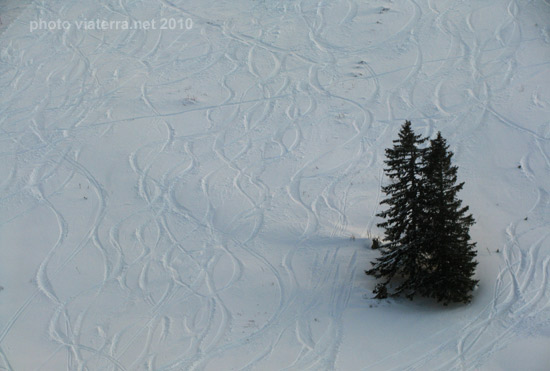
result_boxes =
[0,0,33,36]
[1,0,549,369]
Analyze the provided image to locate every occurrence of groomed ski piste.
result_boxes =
[1,0,549,370]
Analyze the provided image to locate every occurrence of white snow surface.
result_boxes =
[1,0,550,370]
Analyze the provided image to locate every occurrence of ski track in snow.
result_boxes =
[1,0,549,369]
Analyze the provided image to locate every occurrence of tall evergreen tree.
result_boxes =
[367,125,478,304]
[366,121,427,299]
[417,132,478,304]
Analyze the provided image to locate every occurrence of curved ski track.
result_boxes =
[0,0,549,370]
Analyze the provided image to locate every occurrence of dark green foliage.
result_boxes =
[416,133,478,304]
[366,123,478,305]
[366,121,428,298]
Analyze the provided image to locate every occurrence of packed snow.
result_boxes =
[1,0,549,369]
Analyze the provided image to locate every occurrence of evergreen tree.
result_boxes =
[367,125,478,304]
[366,121,427,299]
[416,132,478,304]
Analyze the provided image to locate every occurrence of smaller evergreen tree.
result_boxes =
[417,132,478,304]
